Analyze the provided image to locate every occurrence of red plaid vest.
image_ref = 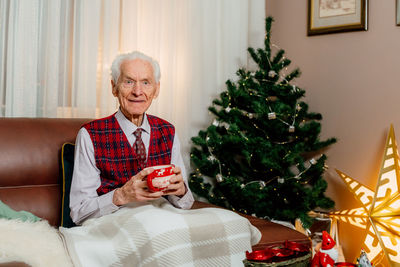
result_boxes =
[83,113,175,195]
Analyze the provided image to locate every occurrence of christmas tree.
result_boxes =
[189,17,336,227]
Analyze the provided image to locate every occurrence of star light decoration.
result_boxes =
[330,125,400,266]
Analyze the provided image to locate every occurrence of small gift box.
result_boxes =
[145,165,175,192]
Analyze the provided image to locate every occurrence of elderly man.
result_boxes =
[62,52,260,266]
[70,51,194,225]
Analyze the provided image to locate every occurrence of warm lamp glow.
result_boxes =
[331,125,400,266]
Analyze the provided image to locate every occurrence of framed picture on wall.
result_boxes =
[397,0,400,26]
[308,0,368,36]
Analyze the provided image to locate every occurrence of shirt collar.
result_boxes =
[115,109,150,135]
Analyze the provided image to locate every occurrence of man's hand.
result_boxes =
[162,166,186,197]
[112,168,163,206]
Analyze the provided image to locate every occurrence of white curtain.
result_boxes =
[0,0,265,166]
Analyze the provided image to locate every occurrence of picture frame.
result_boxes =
[308,0,368,36]
[397,0,400,26]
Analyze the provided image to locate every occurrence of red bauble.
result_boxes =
[246,250,274,261]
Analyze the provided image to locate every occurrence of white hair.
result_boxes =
[110,51,161,83]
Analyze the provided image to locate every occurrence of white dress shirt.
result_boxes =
[70,110,194,225]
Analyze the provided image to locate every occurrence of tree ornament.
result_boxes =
[207,155,216,162]
[289,125,295,133]
[248,113,254,119]
[289,165,300,175]
[212,119,219,127]
[225,107,231,113]
[259,181,266,188]
[277,177,285,184]
[216,174,223,183]
[309,158,317,165]
[330,125,400,266]
[268,70,277,78]
[220,122,230,129]
[268,112,276,120]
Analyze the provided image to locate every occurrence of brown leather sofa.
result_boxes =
[0,118,310,266]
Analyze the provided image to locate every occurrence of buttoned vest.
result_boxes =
[84,113,175,195]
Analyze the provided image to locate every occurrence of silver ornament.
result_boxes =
[268,112,276,120]
[268,70,277,78]
[221,122,230,129]
[207,155,216,161]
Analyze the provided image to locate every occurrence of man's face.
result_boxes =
[112,59,160,123]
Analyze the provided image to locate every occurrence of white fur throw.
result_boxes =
[0,218,72,267]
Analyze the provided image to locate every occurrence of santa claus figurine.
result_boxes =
[311,231,339,267]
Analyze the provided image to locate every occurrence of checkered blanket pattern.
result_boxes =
[60,199,261,267]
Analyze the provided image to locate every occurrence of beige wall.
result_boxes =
[266,0,400,263]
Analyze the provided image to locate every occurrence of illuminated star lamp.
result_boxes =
[330,124,400,266]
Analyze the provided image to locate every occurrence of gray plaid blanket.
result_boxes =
[60,199,261,267]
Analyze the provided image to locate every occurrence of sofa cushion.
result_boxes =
[0,200,40,222]
[60,143,76,228]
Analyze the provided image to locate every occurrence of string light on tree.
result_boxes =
[189,16,336,226]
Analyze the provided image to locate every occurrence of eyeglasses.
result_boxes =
[120,79,153,90]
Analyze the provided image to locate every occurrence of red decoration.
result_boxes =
[284,240,309,252]
[146,165,175,192]
[334,263,357,267]
[322,231,336,250]
[246,240,310,262]
[311,231,338,267]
